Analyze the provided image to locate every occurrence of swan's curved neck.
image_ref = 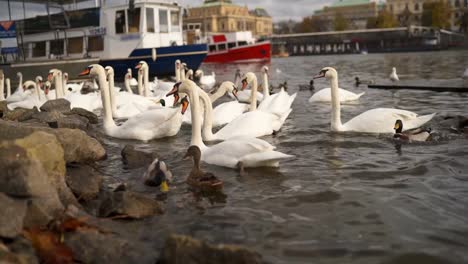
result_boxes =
[6,78,11,97]
[54,74,62,99]
[107,71,118,116]
[330,74,343,131]
[263,72,270,98]
[124,75,133,94]
[35,81,41,100]
[17,74,22,92]
[249,76,258,111]
[96,70,115,127]
[143,66,150,97]
[209,86,226,102]
[0,77,4,101]
[175,66,180,82]
[61,76,67,97]
[180,68,186,81]
[198,88,215,141]
[187,84,206,149]
[137,70,144,96]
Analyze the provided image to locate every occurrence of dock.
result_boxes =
[368,79,468,93]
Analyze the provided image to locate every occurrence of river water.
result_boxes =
[99,50,468,263]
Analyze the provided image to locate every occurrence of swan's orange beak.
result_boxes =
[47,73,53,81]
[166,82,181,97]
[181,96,189,115]
[44,87,49,95]
[241,79,248,90]
[79,68,90,76]
[173,93,180,106]
[313,70,326,79]
[135,63,142,69]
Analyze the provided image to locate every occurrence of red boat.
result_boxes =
[203,31,271,63]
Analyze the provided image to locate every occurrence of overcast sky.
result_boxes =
[0,0,332,22]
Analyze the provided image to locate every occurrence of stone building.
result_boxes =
[313,0,380,31]
[183,0,273,37]
[386,0,468,31]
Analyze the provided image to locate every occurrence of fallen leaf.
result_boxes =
[23,228,74,264]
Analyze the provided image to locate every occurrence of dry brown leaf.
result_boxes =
[23,228,74,264]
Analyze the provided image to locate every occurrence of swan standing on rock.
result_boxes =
[390,67,399,82]
[80,64,187,141]
[313,67,435,133]
[167,80,293,170]
[7,79,46,110]
[7,72,30,103]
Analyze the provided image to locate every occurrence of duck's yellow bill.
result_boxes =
[394,122,400,130]
[160,181,169,193]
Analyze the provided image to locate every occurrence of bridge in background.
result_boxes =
[269,26,466,56]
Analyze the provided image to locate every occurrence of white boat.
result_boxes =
[0,0,207,80]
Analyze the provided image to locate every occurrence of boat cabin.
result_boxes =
[206,31,255,53]
[15,0,184,62]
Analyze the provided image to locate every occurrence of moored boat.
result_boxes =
[203,31,270,63]
[0,0,207,81]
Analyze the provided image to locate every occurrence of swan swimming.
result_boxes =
[313,67,435,133]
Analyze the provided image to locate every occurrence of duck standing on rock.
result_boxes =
[394,119,432,142]
[184,145,223,194]
[143,158,173,193]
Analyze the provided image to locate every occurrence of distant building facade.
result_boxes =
[183,0,273,38]
[313,0,379,31]
[386,0,468,32]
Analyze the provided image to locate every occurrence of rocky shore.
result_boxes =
[0,100,265,264]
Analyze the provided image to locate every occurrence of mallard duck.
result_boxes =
[394,119,432,142]
[183,145,223,193]
[143,158,173,193]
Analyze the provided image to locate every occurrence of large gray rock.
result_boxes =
[98,191,163,219]
[2,237,39,264]
[0,143,64,228]
[2,107,39,122]
[48,114,89,130]
[159,234,265,264]
[39,98,71,113]
[121,145,157,169]
[66,107,98,124]
[64,230,156,264]
[66,164,103,201]
[0,120,106,163]
[31,111,63,123]
[0,193,27,239]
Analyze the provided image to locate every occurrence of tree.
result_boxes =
[294,16,328,33]
[422,1,451,29]
[334,12,348,31]
[367,10,397,29]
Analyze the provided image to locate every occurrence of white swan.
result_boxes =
[0,72,5,101]
[7,79,46,110]
[167,80,293,169]
[236,71,264,103]
[308,87,365,103]
[80,64,186,141]
[7,72,30,103]
[172,80,284,141]
[256,67,297,117]
[390,67,399,82]
[314,67,435,133]
[183,81,249,126]
[195,69,216,89]
[5,78,11,98]
[106,65,165,119]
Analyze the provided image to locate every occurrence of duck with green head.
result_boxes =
[394,119,432,142]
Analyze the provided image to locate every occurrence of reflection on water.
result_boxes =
[100,50,468,263]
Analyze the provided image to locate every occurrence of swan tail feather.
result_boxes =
[239,151,294,168]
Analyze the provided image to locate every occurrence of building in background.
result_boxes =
[386,0,468,32]
[312,0,380,31]
[183,0,272,38]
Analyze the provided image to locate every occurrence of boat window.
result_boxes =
[238,41,247,46]
[228,42,236,49]
[67,37,83,54]
[50,39,64,55]
[146,8,155,33]
[88,36,104,52]
[170,10,180,32]
[209,45,217,52]
[115,10,126,34]
[32,41,46,57]
[159,9,168,33]
[218,43,227,51]
[128,7,141,33]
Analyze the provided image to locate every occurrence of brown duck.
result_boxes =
[183,145,223,193]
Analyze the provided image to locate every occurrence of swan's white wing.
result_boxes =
[309,88,362,103]
[343,108,435,133]
[212,101,249,127]
[213,111,278,140]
